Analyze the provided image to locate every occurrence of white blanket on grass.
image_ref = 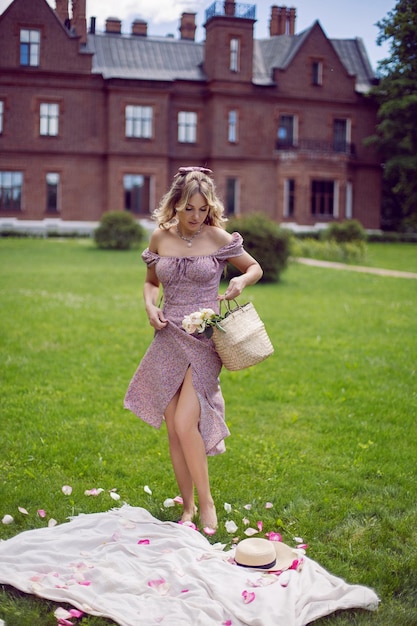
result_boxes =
[0,505,379,626]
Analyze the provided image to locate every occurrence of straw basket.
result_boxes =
[211,301,274,371]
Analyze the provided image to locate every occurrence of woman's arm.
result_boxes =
[219,251,263,300]
[144,231,168,330]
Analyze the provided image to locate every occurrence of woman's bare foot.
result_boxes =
[200,500,217,532]
[180,505,198,524]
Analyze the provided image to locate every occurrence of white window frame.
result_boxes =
[40,103,59,136]
[20,29,40,67]
[228,110,238,143]
[178,111,197,143]
[345,181,353,219]
[125,105,153,139]
[230,38,240,72]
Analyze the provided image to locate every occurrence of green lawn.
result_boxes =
[0,238,416,625]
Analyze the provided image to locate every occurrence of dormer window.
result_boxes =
[230,38,240,72]
[20,29,40,67]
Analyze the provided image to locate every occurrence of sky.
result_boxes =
[0,0,395,71]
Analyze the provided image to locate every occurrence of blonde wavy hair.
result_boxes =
[153,167,227,229]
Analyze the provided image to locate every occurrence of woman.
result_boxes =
[124,166,263,532]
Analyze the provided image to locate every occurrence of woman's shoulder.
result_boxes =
[148,226,172,252]
[207,226,235,247]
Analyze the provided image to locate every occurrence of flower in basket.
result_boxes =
[182,308,225,338]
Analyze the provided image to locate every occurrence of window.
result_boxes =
[333,118,351,153]
[124,174,152,214]
[230,38,240,72]
[125,105,153,139]
[311,180,335,216]
[40,103,59,136]
[46,173,60,212]
[226,178,238,215]
[0,172,23,211]
[20,29,40,67]
[312,61,323,86]
[0,101,3,134]
[228,110,238,143]
[178,111,197,143]
[345,181,353,219]
[284,179,295,217]
[277,115,297,148]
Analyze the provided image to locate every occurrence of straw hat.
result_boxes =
[234,538,298,571]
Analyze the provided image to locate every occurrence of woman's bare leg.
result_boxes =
[165,393,196,523]
[173,368,217,530]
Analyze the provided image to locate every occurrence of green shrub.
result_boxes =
[322,219,367,243]
[226,213,290,282]
[94,211,145,250]
[290,236,367,264]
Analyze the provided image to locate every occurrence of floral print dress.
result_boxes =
[124,232,244,456]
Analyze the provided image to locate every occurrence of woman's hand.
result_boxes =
[146,304,168,330]
[218,276,246,301]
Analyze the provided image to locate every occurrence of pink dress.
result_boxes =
[124,232,244,456]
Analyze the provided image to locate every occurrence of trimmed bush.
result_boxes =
[322,219,367,243]
[226,213,290,282]
[94,211,145,250]
[290,237,367,264]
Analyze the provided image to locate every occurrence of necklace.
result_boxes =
[176,223,204,247]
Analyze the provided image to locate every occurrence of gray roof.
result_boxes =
[87,24,375,92]
[88,33,206,82]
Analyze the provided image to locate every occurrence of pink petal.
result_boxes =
[244,528,258,537]
[173,495,183,504]
[181,589,189,593]
[178,520,197,530]
[242,517,250,525]
[203,526,216,536]
[18,507,29,515]
[243,504,252,510]
[77,581,91,586]
[265,502,273,509]
[148,578,166,588]
[242,590,256,604]
[84,488,104,496]
[297,543,308,550]
[223,621,233,626]
[58,619,74,626]
[48,518,58,527]
[266,531,282,542]
[62,485,72,496]
[37,509,46,518]
[69,609,84,618]
[257,520,263,531]
[138,539,150,545]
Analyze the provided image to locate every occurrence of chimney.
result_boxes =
[55,0,69,24]
[224,0,236,16]
[288,7,296,35]
[71,0,87,45]
[132,19,147,37]
[179,13,196,41]
[269,5,296,36]
[106,17,122,34]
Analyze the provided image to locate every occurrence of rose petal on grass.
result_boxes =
[224,502,232,513]
[163,498,175,508]
[203,527,216,536]
[242,517,250,525]
[266,531,282,542]
[62,485,72,496]
[257,520,263,532]
[293,536,303,543]
[2,515,14,525]
[84,488,104,496]
[54,607,72,620]
[225,520,238,533]
[48,518,58,527]
[178,520,197,530]
[243,504,252,510]
[173,495,183,504]
[18,507,29,515]
[242,590,255,604]
[37,509,46,518]
[297,543,308,550]
[244,527,259,537]
[265,502,273,509]
[109,491,120,501]
[144,485,152,495]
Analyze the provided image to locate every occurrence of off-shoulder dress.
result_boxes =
[124,232,244,456]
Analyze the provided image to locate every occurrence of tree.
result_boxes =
[366,0,417,231]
